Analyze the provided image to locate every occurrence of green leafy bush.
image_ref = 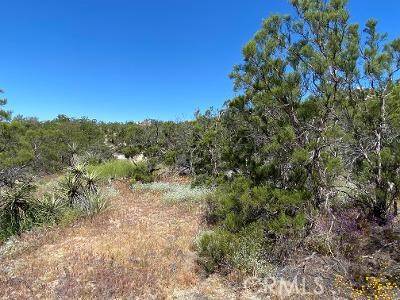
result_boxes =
[199,177,309,272]
[197,229,236,273]
[129,162,154,184]
[121,145,141,159]
[197,222,267,274]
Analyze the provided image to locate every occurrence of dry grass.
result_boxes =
[0,180,213,299]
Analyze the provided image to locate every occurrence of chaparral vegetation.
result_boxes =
[1,0,400,298]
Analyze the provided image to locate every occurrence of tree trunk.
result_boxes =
[373,93,388,224]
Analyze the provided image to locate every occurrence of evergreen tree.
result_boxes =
[228,0,400,222]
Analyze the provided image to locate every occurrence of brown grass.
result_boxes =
[0,180,237,299]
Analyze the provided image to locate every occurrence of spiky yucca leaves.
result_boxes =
[68,142,79,160]
[0,153,109,239]
[0,182,36,236]
[35,193,68,224]
[62,156,108,215]
[63,156,93,206]
[68,156,87,180]
[83,171,99,194]
[81,190,109,216]
[61,174,84,206]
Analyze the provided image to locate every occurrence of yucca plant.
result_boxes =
[83,171,99,193]
[61,174,83,206]
[69,157,87,180]
[81,190,109,216]
[68,142,79,156]
[60,152,108,219]
[0,182,36,236]
[35,193,67,224]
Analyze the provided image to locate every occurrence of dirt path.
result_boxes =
[0,181,235,299]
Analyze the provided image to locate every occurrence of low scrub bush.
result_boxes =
[120,145,141,159]
[129,162,154,184]
[199,177,310,273]
[197,229,236,273]
[0,182,37,239]
[197,222,268,275]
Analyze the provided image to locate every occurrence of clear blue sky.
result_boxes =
[1,0,399,122]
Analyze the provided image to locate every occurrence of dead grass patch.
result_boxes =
[0,180,209,298]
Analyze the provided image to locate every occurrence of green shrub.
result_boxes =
[121,146,141,158]
[191,174,216,187]
[129,162,154,184]
[199,177,309,272]
[0,182,36,239]
[163,150,177,166]
[197,229,236,273]
[229,223,271,276]
[197,222,268,274]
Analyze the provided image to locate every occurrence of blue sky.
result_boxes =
[1,0,399,122]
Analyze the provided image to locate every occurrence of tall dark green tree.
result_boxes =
[228,0,400,222]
